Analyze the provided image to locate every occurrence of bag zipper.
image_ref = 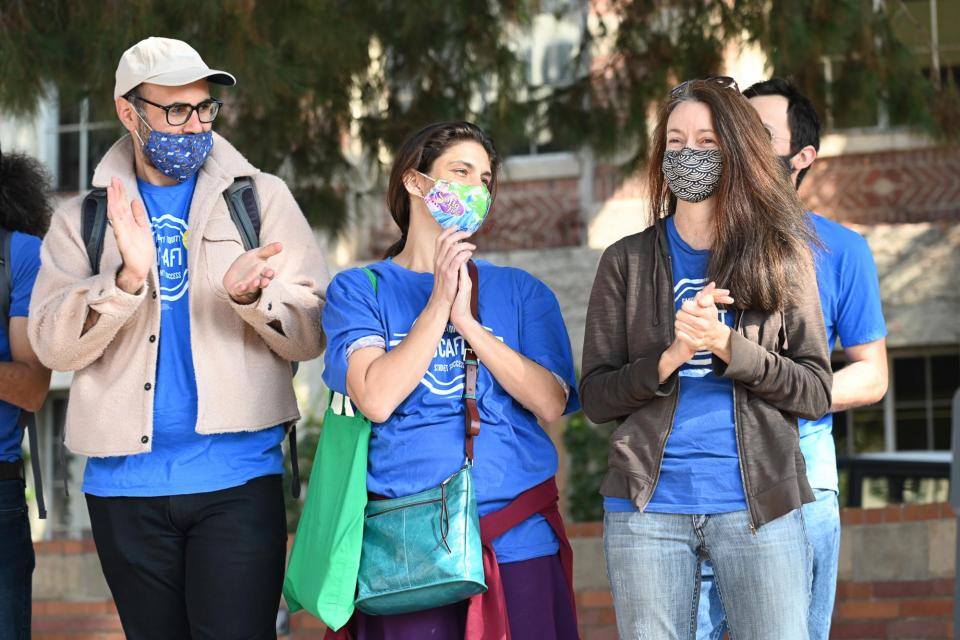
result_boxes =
[365,497,444,519]
[365,475,459,553]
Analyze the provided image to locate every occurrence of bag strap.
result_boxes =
[81,188,108,275]
[463,260,480,462]
[361,267,378,293]
[21,412,46,519]
[222,178,309,499]
[223,176,261,252]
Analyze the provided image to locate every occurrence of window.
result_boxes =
[893,0,960,89]
[54,97,121,193]
[507,0,588,156]
[820,0,960,131]
[834,349,960,455]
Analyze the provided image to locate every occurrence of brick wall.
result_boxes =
[31,540,121,640]
[369,175,584,257]
[830,503,957,639]
[32,504,957,639]
[366,145,959,261]
[588,144,960,229]
[800,148,960,225]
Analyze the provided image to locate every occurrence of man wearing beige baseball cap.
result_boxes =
[29,37,329,639]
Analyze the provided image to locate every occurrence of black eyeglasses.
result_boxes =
[669,76,740,98]
[126,94,223,126]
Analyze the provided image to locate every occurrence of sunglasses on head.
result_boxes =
[669,76,740,98]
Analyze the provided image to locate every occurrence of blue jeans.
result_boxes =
[697,489,839,640]
[0,479,34,640]
[604,508,809,640]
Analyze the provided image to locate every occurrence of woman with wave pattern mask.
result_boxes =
[581,76,832,640]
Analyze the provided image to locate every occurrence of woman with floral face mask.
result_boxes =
[321,121,580,640]
[580,78,833,640]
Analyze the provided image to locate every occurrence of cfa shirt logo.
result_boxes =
[151,213,189,306]
[388,322,503,397]
[675,277,729,377]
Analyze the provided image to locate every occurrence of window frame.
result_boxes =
[835,347,960,455]
[52,96,119,193]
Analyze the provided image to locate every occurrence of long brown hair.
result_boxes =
[384,121,501,258]
[647,80,816,312]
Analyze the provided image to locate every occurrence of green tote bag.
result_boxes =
[283,269,378,630]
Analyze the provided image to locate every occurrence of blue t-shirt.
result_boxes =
[0,232,42,462]
[605,217,745,514]
[322,258,580,563]
[83,175,284,496]
[800,213,886,492]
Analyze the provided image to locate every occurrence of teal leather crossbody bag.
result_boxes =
[355,261,487,616]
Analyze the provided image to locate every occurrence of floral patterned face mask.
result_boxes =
[415,171,492,234]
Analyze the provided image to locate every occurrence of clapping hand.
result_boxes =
[674,282,735,355]
[107,177,155,294]
[223,242,284,305]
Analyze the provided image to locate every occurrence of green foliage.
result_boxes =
[0,0,534,232]
[563,411,614,522]
[736,0,935,131]
[547,0,741,171]
[0,0,949,232]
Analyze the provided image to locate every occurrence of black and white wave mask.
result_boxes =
[661,148,723,203]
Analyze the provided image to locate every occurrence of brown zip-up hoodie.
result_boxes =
[579,217,832,530]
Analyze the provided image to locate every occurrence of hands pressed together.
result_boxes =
[671,282,735,360]
[429,227,478,331]
[660,282,736,382]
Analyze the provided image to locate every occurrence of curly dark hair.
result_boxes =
[0,141,54,238]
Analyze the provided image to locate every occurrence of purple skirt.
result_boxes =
[352,553,578,640]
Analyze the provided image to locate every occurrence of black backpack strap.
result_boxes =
[287,423,300,499]
[223,177,261,252]
[21,412,46,519]
[224,177,303,499]
[81,188,109,275]
[68,188,107,498]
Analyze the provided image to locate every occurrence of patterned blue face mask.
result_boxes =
[134,112,213,183]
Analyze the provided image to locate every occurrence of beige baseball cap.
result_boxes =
[114,37,236,98]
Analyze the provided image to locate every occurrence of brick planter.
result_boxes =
[32,504,957,639]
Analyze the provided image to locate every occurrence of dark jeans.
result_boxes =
[0,478,34,640]
[86,474,287,640]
